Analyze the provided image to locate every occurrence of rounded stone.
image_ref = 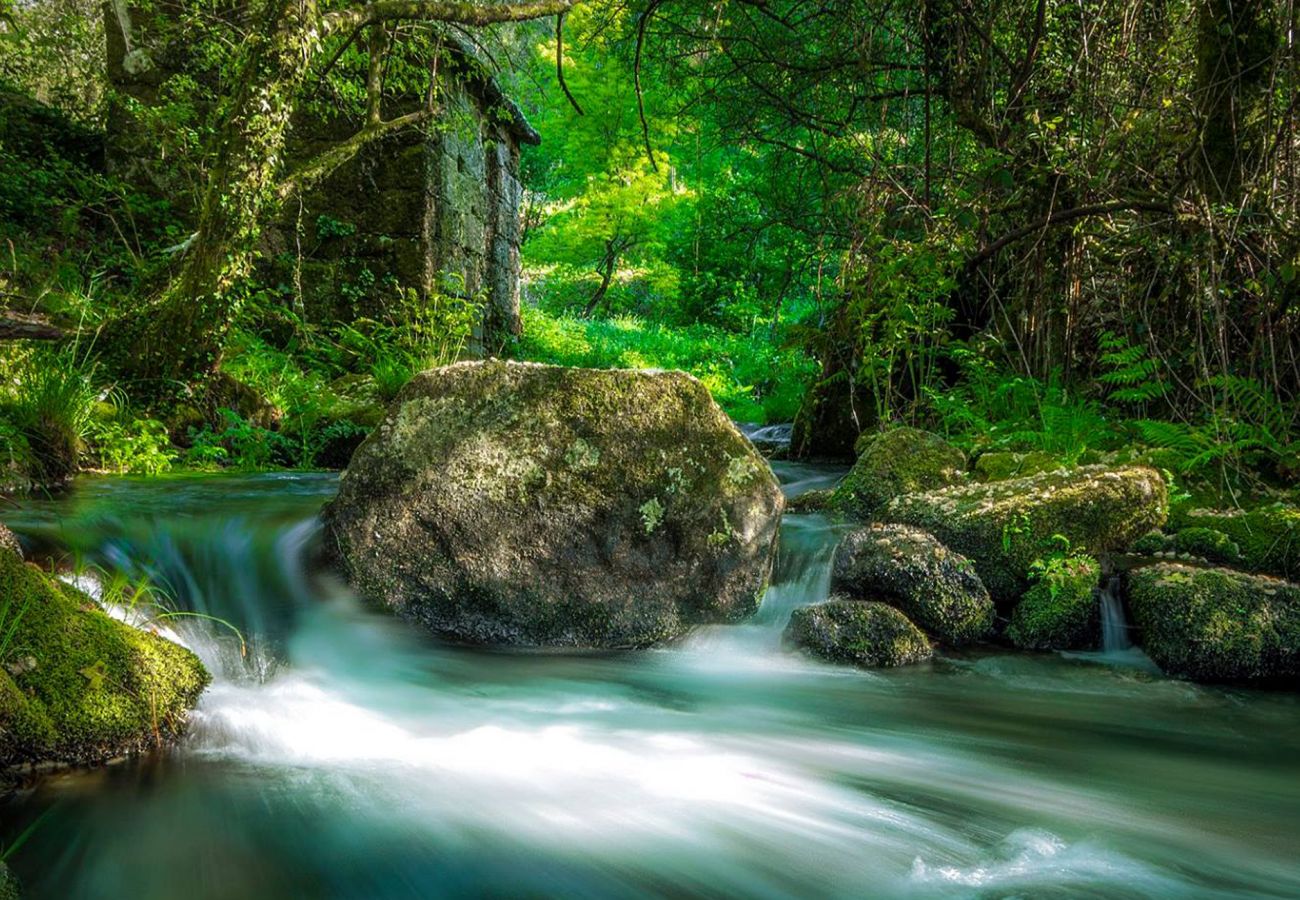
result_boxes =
[323,360,785,648]
[786,598,933,668]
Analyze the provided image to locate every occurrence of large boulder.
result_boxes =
[831,525,994,645]
[1006,555,1101,650]
[1127,563,1299,685]
[786,598,933,668]
[323,360,785,648]
[883,465,1168,604]
[0,549,209,771]
[831,428,966,519]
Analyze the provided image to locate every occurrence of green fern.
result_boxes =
[1098,331,1165,404]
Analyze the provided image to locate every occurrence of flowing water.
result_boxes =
[2,468,1299,899]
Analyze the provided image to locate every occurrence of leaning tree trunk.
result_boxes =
[124,0,320,387]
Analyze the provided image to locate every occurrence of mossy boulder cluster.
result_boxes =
[1127,564,1299,686]
[1169,503,1299,582]
[785,598,932,668]
[324,360,784,648]
[831,427,966,519]
[0,547,209,777]
[883,465,1168,604]
[830,525,994,645]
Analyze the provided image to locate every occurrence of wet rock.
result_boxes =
[831,524,994,645]
[883,465,1168,604]
[1006,555,1101,650]
[786,598,932,668]
[0,548,209,769]
[323,360,785,648]
[1127,563,1299,686]
[831,428,966,519]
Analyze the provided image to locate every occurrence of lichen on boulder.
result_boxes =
[831,524,994,645]
[882,465,1168,604]
[323,360,785,648]
[1006,555,1101,650]
[1126,563,1299,686]
[0,549,209,771]
[831,427,966,519]
[785,598,932,668]
[0,525,20,560]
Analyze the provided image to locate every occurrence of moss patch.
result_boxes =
[0,551,209,769]
[832,428,966,520]
[786,598,932,668]
[882,465,1168,604]
[0,861,17,900]
[1169,501,1299,581]
[973,451,1063,483]
[1007,556,1101,650]
[1127,563,1299,685]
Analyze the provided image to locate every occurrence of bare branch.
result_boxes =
[556,11,584,115]
[965,200,1176,272]
[634,0,663,173]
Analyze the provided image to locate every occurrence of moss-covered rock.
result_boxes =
[785,598,932,668]
[323,360,785,648]
[1169,502,1298,581]
[0,550,209,770]
[1127,563,1299,685]
[832,428,966,519]
[786,488,832,513]
[972,451,1063,483]
[1006,555,1101,650]
[1173,527,1243,566]
[1131,529,1173,556]
[882,465,1168,604]
[831,525,994,645]
[0,861,17,900]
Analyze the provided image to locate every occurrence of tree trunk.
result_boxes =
[122,0,321,387]
[1194,0,1277,204]
[582,240,619,317]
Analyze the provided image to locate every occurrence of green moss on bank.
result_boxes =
[0,550,209,769]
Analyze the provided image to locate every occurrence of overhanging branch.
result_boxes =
[277,110,432,202]
[324,0,578,34]
[965,200,1176,272]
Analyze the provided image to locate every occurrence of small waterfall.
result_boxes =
[1098,576,1131,652]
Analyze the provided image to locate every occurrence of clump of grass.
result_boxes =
[0,343,101,483]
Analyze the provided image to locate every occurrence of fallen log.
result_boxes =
[0,311,64,341]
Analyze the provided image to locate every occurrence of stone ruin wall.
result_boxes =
[104,3,532,355]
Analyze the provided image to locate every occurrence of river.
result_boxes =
[2,465,1298,898]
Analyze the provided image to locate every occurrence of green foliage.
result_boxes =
[0,343,99,482]
[89,417,176,475]
[516,306,813,423]
[1007,550,1101,651]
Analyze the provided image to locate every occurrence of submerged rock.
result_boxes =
[786,598,932,668]
[1127,563,1299,686]
[831,428,966,519]
[883,465,1168,604]
[323,360,785,648]
[831,525,993,645]
[0,549,209,772]
[1006,555,1101,650]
